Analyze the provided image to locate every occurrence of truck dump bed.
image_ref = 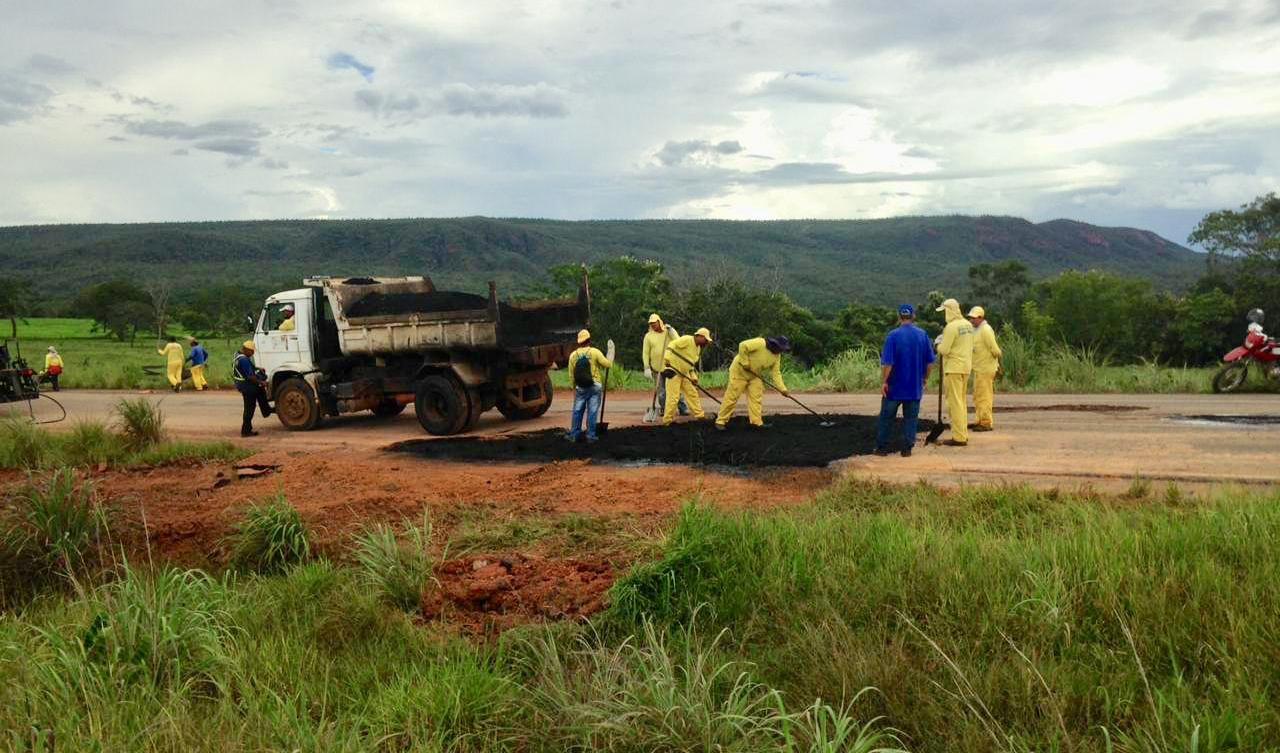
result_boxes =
[310,276,589,359]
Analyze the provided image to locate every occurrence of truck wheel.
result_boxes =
[371,399,407,418]
[275,378,322,431]
[497,373,554,420]
[415,375,469,435]
[1212,362,1248,393]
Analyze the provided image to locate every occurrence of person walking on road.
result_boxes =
[42,346,63,391]
[158,336,185,392]
[661,327,712,425]
[875,305,934,456]
[643,313,687,417]
[715,335,791,430]
[969,306,1002,432]
[187,338,210,391]
[565,329,614,443]
[935,298,975,446]
[233,340,272,436]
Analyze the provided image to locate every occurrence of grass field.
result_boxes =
[3,450,1278,751]
[8,318,1257,395]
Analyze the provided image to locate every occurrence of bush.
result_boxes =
[113,397,166,449]
[352,512,435,612]
[227,493,311,574]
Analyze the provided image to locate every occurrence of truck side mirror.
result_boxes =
[245,314,256,330]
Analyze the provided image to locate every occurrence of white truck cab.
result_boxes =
[254,289,319,392]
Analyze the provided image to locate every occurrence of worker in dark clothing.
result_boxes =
[232,340,271,436]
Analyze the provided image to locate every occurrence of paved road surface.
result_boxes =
[9,389,1278,491]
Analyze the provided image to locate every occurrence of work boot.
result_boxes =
[973,425,993,432]
[900,448,913,457]
[942,439,968,447]
[714,423,726,431]
[562,432,577,442]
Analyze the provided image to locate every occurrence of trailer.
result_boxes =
[251,274,589,435]
[0,342,41,405]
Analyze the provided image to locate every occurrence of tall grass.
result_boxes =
[352,512,435,612]
[227,493,312,574]
[0,469,106,603]
[814,346,883,392]
[0,415,245,470]
[113,397,166,448]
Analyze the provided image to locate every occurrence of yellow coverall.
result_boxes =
[641,318,677,373]
[935,308,975,443]
[972,322,1002,429]
[158,342,184,389]
[716,337,787,427]
[661,334,705,424]
[279,316,296,332]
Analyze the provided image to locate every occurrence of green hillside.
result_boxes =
[0,215,1205,310]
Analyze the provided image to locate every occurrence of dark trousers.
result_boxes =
[238,384,271,434]
[877,398,921,450]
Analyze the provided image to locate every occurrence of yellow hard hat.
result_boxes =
[242,340,256,351]
[647,313,661,324]
[694,327,713,343]
[577,329,591,344]
[967,306,985,318]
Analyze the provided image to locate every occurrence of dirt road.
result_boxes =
[13,388,1278,489]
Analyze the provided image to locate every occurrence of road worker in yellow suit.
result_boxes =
[661,327,713,425]
[968,306,1002,432]
[157,336,185,392]
[934,298,974,446]
[715,336,791,430]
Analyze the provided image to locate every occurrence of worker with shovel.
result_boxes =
[715,336,791,430]
[934,298,975,446]
[642,313,686,421]
[564,329,614,443]
[661,327,713,425]
[875,304,934,456]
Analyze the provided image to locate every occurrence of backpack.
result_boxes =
[572,351,595,388]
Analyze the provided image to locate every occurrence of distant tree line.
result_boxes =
[2,193,1277,367]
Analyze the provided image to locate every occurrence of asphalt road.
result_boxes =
[9,388,1279,491]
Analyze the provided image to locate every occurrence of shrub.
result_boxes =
[228,493,311,574]
[113,398,166,449]
[352,512,435,612]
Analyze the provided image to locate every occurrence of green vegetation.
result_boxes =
[0,418,244,470]
[4,475,1279,751]
[226,493,312,574]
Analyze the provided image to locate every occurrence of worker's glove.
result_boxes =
[644,367,653,380]
[605,339,616,363]
[933,334,944,349]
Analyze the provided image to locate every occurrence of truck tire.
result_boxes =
[371,399,407,418]
[497,373,554,420]
[1212,362,1248,393]
[275,378,322,431]
[415,375,469,435]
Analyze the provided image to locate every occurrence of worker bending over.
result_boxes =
[661,327,712,425]
[565,329,613,443]
[158,336,185,392]
[968,306,1002,431]
[934,298,974,446]
[187,338,209,391]
[715,336,791,430]
[642,313,687,417]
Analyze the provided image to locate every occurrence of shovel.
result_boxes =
[595,339,616,436]
[925,356,946,445]
[642,380,659,423]
[747,367,836,427]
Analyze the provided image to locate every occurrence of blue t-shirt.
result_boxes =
[189,345,209,366]
[881,323,935,401]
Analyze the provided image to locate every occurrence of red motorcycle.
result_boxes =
[1212,309,1280,393]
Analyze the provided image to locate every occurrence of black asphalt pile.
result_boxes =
[346,291,489,318]
[388,414,933,468]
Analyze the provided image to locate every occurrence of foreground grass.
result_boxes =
[4,473,1280,751]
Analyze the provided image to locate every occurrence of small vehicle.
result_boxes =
[1212,308,1280,393]
[0,342,41,405]
[251,275,589,435]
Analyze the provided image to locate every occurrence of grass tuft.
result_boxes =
[227,493,311,574]
[0,469,106,603]
[351,512,435,612]
[113,398,166,448]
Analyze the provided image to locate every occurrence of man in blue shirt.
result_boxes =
[186,338,210,391]
[232,340,272,436]
[876,304,935,456]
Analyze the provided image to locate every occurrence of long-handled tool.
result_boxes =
[642,381,659,423]
[664,350,721,405]
[745,367,836,427]
[595,339,617,436]
[925,356,946,445]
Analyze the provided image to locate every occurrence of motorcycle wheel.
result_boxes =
[1211,362,1248,393]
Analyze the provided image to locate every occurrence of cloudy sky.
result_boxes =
[2,0,1278,244]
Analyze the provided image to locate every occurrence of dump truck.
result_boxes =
[251,275,590,435]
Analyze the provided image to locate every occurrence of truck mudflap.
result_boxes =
[497,369,554,420]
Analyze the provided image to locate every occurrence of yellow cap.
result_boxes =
[577,329,591,344]
[648,313,661,324]
[242,340,256,351]
[694,327,713,343]
[935,298,960,313]
[967,306,985,318]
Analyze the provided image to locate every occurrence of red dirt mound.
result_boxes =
[426,554,615,634]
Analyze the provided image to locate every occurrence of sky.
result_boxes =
[1,0,1278,245]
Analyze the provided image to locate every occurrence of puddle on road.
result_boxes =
[1169,415,1280,427]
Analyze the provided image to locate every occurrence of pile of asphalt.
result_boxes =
[346,291,489,318]
[388,413,933,468]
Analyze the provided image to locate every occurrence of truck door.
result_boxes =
[256,298,314,376]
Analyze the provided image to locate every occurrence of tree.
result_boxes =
[545,257,674,367]
[74,280,155,342]
[175,284,263,340]
[833,303,896,351]
[967,261,1031,327]
[1033,271,1158,360]
[1189,193,1280,264]
[0,277,34,340]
